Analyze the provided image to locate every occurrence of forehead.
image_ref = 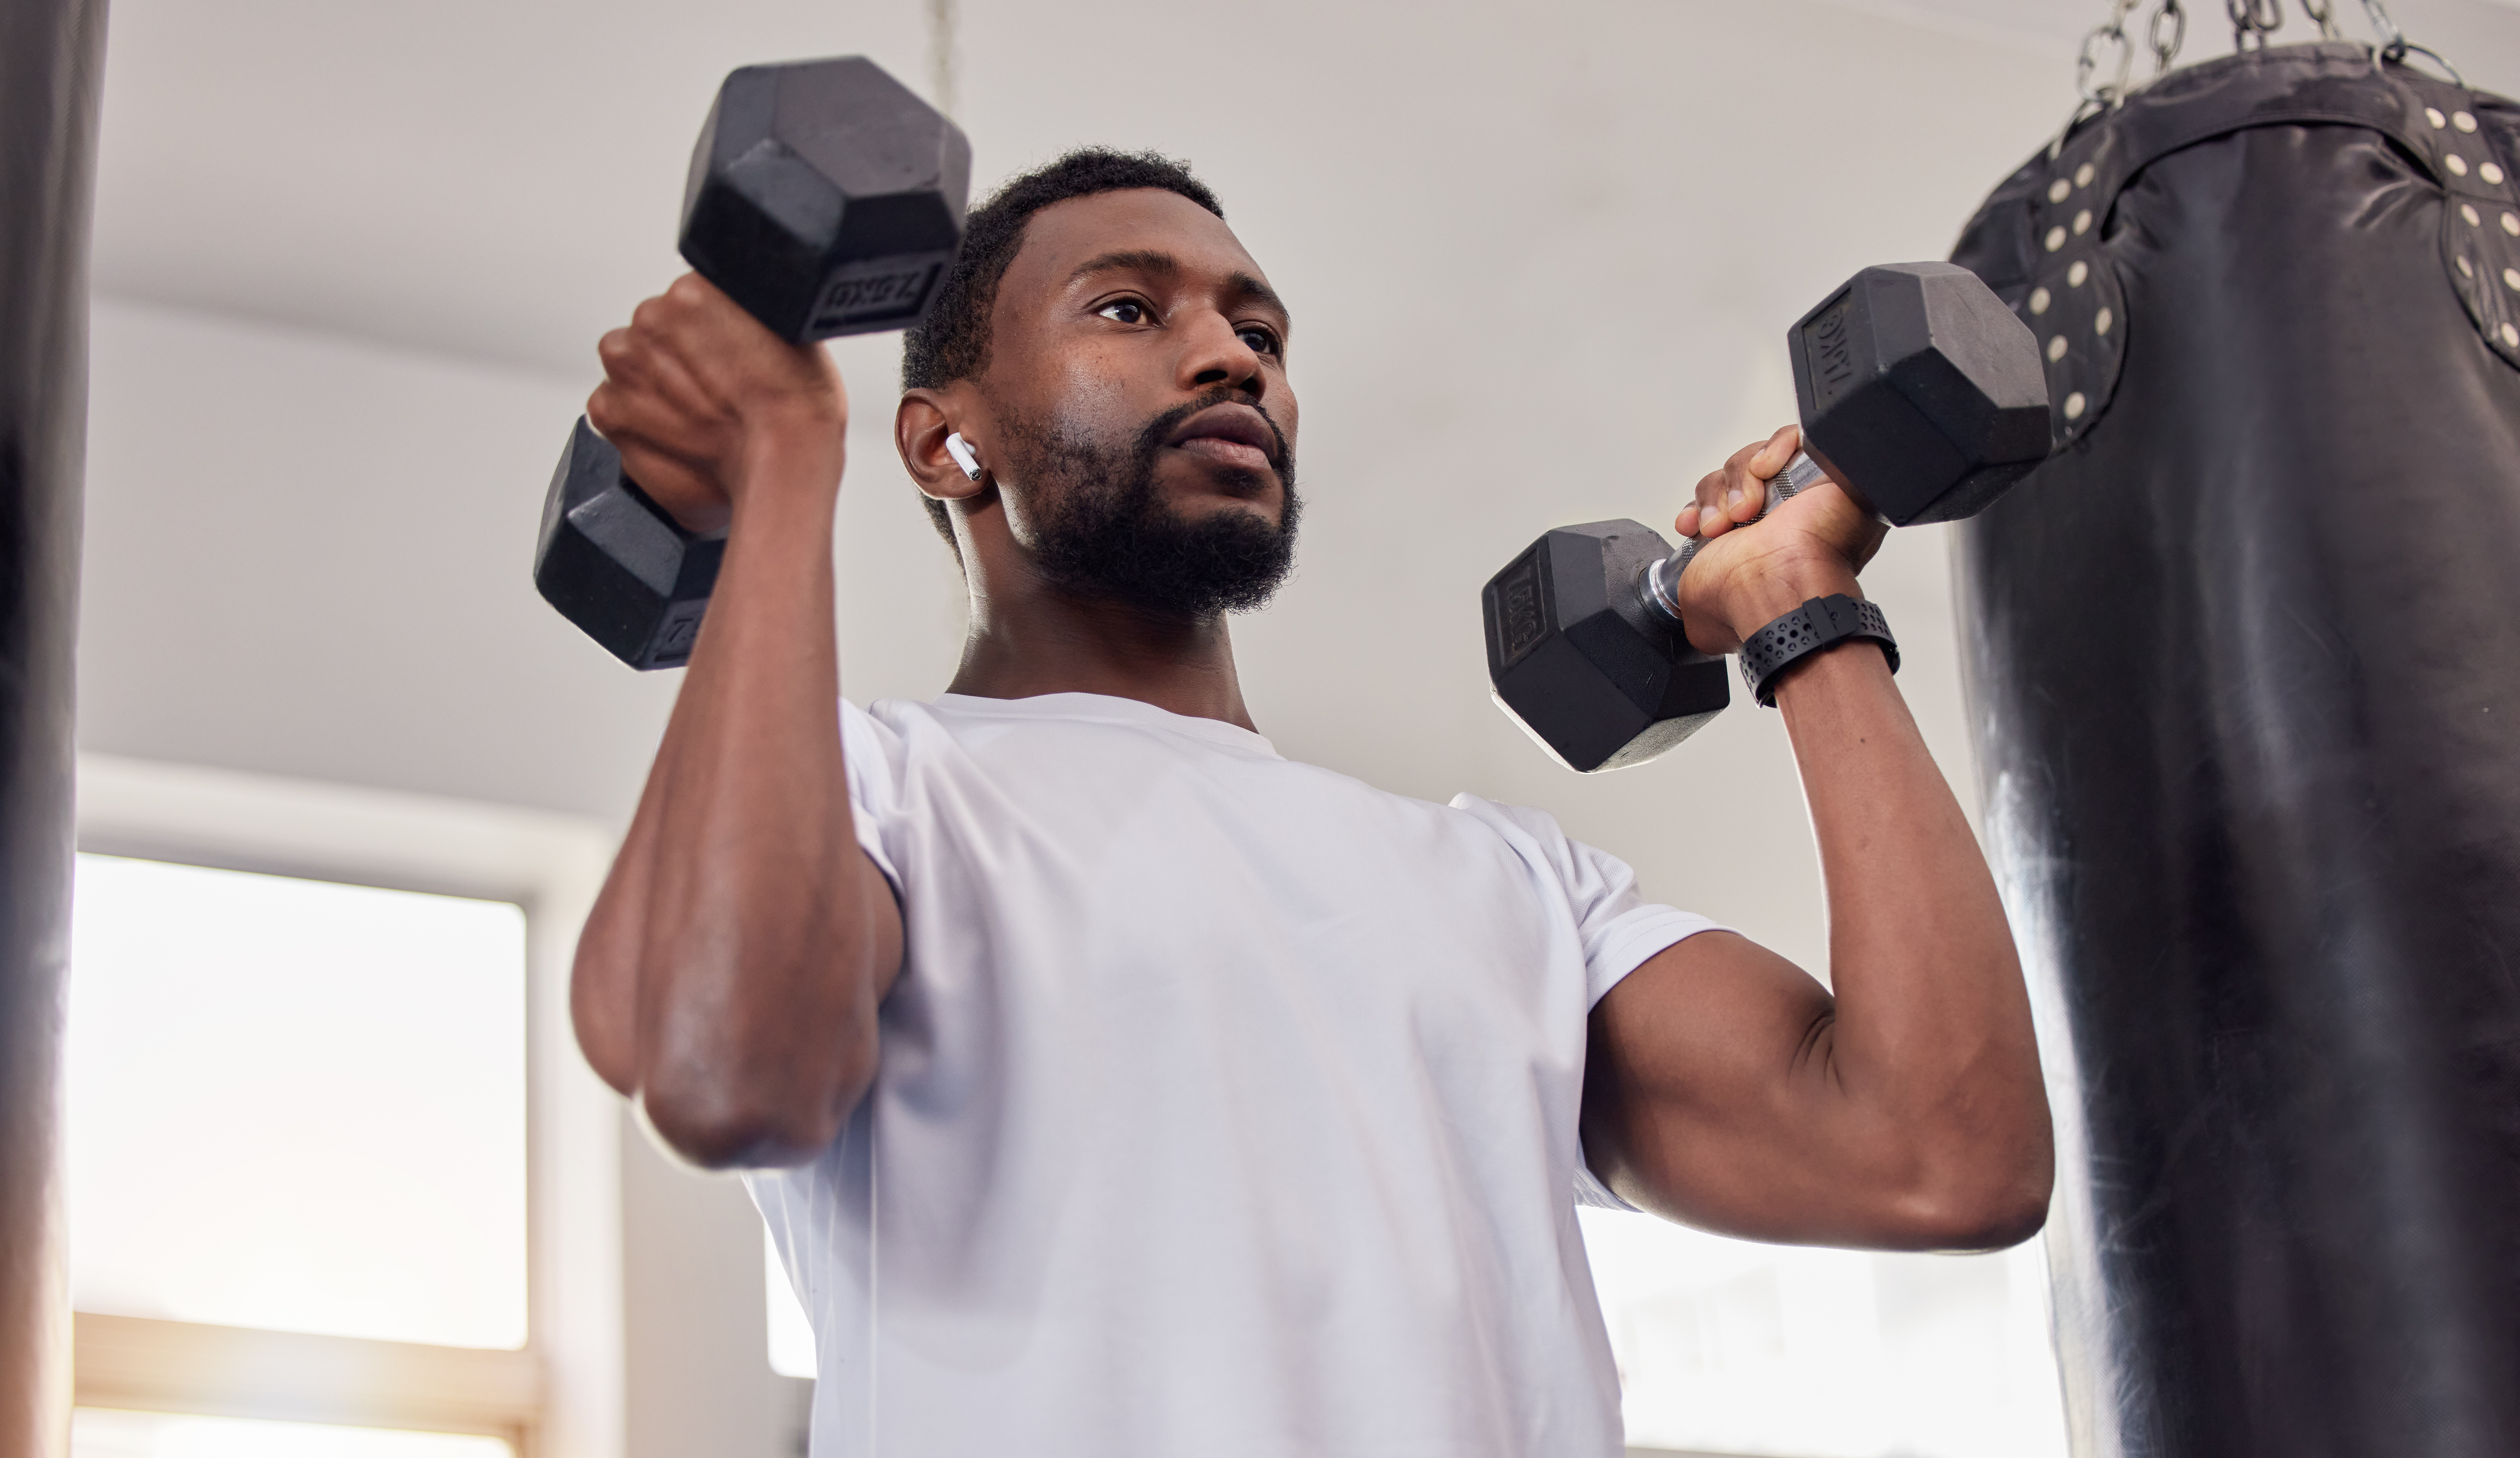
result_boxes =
[997,188,1275,307]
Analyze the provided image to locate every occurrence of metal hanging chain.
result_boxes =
[2358,0,2464,83]
[2055,0,2182,160]
[2150,0,2188,74]
[2077,0,2142,109]
[2229,0,2283,49]
[2360,0,2406,57]
[2053,0,2455,163]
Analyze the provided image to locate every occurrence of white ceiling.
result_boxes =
[88,0,2520,379]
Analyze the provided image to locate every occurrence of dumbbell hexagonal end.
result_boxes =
[679,56,972,343]
[533,419,725,670]
[1790,262,2051,526]
[1482,520,1730,773]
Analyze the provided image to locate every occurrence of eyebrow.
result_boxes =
[1066,249,1290,319]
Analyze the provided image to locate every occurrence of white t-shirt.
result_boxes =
[746,692,1720,1458]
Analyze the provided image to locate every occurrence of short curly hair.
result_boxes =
[901,149,1224,546]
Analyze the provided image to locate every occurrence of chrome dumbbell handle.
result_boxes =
[1640,450,1829,623]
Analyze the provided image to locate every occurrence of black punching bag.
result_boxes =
[0,0,106,1451]
[1949,41,2520,1458]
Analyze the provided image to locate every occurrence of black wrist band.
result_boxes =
[1739,594,1898,708]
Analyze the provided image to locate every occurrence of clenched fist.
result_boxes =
[586,273,850,536]
[1670,425,1889,657]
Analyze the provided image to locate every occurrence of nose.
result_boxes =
[1179,309,1265,401]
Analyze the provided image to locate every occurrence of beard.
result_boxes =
[1000,388,1300,620]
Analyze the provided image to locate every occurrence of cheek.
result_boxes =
[1051,348,1148,422]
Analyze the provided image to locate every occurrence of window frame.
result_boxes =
[70,753,624,1458]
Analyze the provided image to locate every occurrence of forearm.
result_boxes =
[1771,637,2050,1234]
[577,442,901,1167]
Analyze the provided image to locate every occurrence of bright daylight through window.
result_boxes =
[72,1409,512,1458]
[1583,1208,2067,1458]
[67,854,528,1347]
[65,851,532,1456]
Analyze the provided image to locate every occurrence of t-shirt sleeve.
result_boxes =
[1448,793,1728,1008]
[839,698,908,897]
[1449,793,1730,1214]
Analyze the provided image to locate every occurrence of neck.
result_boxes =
[945,564,1256,732]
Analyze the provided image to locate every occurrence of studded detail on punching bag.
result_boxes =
[1958,42,2520,449]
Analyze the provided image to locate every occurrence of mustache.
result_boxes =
[1133,387,1293,480]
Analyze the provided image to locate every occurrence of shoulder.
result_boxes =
[1443,793,1604,886]
[1445,793,1573,845]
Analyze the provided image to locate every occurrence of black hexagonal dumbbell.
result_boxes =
[534,57,970,669]
[1483,262,2049,772]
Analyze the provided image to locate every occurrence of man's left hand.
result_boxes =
[1670,425,1889,657]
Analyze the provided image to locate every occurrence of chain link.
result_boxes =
[2077,0,2142,106]
[2149,0,2188,73]
[2057,0,2185,158]
[2360,0,2407,58]
[2061,0,2453,165]
[2228,0,2283,49]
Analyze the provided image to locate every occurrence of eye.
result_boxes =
[1096,298,1150,325]
[1237,324,1282,355]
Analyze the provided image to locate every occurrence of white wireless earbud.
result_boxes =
[944,431,983,482]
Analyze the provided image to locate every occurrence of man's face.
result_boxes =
[977,189,1300,617]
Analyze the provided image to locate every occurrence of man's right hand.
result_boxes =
[569,274,899,1170]
[585,272,850,536]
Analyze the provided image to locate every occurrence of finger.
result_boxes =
[665,270,735,317]
[628,291,676,344]
[613,444,732,534]
[586,379,713,465]
[1720,443,1769,525]
[598,308,736,450]
[1720,425,1806,525]
[589,385,731,531]
[585,379,628,439]
[1751,423,1800,477]
[662,271,797,378]
[1692,466,1736,538]
[597,315,694,402]
[595,326,647,386]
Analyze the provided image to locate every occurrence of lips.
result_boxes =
[1165,403,1280,467]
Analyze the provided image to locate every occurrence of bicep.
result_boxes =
[1582,929,1874,1243]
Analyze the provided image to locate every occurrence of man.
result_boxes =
[570,149,2051,1457]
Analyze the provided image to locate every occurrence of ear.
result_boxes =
[897,388,994,505]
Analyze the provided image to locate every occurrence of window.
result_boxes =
[67,755,623,1458]
[1584,1208,2069,1458]
[73,1409,516,1458]
[68,855,529,1348]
